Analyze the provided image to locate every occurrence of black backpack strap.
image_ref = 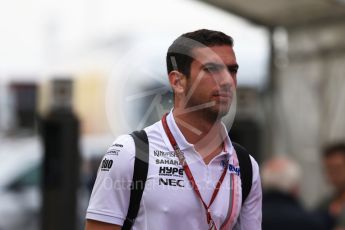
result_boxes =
[122,130,149,230]
[233,142,253,205]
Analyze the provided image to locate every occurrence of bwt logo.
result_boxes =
[229,164,240,176]
[101,158,113,171]
[221,160,240,176]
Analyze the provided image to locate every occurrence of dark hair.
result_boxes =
[166,29,234,77]
[322,142,345,158]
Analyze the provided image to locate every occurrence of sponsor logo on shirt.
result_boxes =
[101,158,113,171]
[154,149,181,165]
[156,159,180,165]
[159,178,184,187]
[221,160,240,176]
[111,143,123,148]
[159,166,184,177]
[106,149,119,156]
[154,150,177,158]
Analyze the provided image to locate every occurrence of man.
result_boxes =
[261,156,325,230]
[85,29,262,230]
[318,143,345,230]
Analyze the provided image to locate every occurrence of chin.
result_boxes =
[216,102,231,114]
[209,106,230,120]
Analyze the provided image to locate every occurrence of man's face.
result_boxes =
[183,45,238,118]
[324,152,345,193]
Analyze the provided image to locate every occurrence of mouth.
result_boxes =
[212,91,232,101]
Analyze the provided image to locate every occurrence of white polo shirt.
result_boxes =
[86,112,262,230]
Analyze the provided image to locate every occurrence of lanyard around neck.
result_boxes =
[161,113,229,230]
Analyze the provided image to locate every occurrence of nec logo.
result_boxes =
[221,160,240,176]
[159,178,184,187]
[101,158,113,171]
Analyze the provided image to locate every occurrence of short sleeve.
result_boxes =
[86,134,135,226]
[236,156,262,230]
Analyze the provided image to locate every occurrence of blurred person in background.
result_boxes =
[317,143,345,230]
[262,155,325,230]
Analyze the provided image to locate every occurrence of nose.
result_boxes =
[217,69,236,89]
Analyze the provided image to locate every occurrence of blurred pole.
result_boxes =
[266,27,276,158]
[40,79,80,230]
[261,27,278,159]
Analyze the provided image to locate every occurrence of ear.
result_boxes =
[168,71,186,95]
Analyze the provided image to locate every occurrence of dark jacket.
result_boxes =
[262,190,326,230]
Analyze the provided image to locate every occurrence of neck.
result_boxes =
[172,108,225,163]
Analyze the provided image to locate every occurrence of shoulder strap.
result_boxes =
[232,142,253,205]
[122,130,149,230]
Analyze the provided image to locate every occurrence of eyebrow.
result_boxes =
[202,62,239,70]
[227,64,239,70]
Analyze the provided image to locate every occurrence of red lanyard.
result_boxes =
[162,113,228,230]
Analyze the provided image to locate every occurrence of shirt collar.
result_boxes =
[165,110,193,150]
[163,109,233,157]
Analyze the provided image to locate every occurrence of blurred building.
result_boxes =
[38,73,110,135]
[0,81,38,135]
[0,74,110,137]
[201,0,345,206]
